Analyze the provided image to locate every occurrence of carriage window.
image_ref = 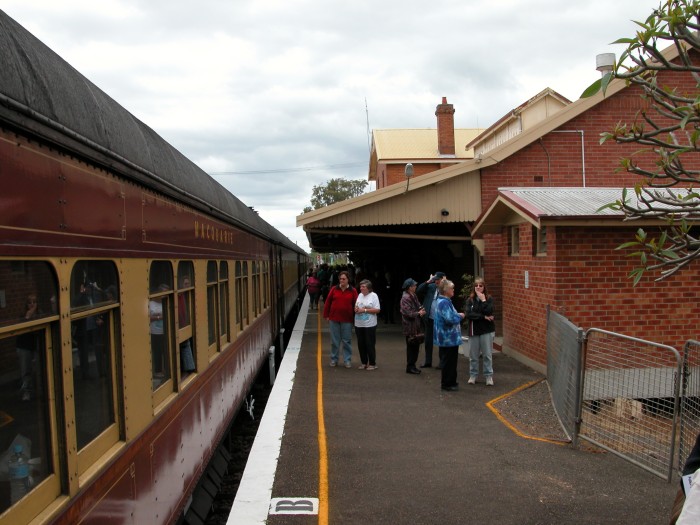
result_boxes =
[219,262,229,344]
[262,261,270,309]
[206,261,229,356]
[0,261,57,327]
[0,261,58,515]
[207,262,218,351]
[235,261,249,332]
[252,261,261,316]
[149,261,173,391]
[177,262,195,377]
[70,261,119,451]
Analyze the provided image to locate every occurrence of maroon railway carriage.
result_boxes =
[0,10,308,525]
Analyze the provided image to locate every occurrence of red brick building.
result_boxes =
[299,44,700,372]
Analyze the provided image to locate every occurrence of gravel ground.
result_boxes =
[493,378,571,443]
[205,382,271,525]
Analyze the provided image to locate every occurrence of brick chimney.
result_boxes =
[435,96,455,155]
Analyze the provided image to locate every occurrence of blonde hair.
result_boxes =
[438,279,454,295]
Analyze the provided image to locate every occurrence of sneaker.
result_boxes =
[468,376,476,385]
[486,377,494,386]
[366,365,377,371]
[358,364,367,370]
[344,362,352,368]
[330,361,337,367]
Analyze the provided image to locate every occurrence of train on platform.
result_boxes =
[0,11,309,525]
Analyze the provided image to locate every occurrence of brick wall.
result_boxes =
[481,69,700,360]
[501,224,700,366]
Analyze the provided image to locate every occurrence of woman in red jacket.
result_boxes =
[323,270,358,367]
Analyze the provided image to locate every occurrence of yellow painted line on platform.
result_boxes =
[486,378,570,446]
[316,309,329,525]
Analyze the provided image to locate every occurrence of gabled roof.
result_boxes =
[382,41,685,189]
[472,187,678,235]
[300,43,685,252]
[372,128,483,159]
[368,128,483,180]
[465,88,570,154]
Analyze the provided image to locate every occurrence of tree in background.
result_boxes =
[302,178,368,213]
[583,0,700,283]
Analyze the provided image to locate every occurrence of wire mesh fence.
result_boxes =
[678,340,700,473]
[546,307,582,442]
[578,329,682,481]
[544,311,700,481]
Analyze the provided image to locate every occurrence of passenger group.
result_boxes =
[307,264,497,391]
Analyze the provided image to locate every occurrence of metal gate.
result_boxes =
[577,329,682,481]
[678,340,700,473]
[546,309,699,482]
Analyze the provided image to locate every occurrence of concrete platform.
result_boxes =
[229,296,678,524]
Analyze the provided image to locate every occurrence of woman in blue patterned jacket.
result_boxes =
[433,279,465,391]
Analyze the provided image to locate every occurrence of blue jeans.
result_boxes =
[329,321,353,365]
[469,332,494,378]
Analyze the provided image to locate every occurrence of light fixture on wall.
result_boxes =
[404,163,414,193]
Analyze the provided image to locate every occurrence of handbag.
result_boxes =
[408,333,425,344]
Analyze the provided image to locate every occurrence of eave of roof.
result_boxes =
[471,187,687,235]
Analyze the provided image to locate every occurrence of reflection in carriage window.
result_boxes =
[0,261,58,328]
[177,262,195,377]
[70,261,119,450]
[0,260,58,513]
[149,261,173,390]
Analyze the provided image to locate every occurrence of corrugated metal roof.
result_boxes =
[373,129,483,159]
[501,187,695,218]
[501,187,626,217]
[473,186,698,236]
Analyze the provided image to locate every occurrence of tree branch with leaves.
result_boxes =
[584,0,700,283]
[301,177,368,213]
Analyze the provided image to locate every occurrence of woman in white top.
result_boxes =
[354,279,381,370]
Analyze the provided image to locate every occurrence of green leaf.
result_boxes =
[611,37,638,44]
[616,241,642,250]
[581,78,603,99]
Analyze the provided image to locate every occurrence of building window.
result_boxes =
[148,261,173,392]
[508,225,520,256]
[534,226,548,255]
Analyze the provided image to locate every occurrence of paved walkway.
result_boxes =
[230,296,678,524]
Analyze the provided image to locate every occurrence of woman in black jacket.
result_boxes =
[466,278,496,386]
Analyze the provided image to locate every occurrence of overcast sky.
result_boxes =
[4,1,660,252]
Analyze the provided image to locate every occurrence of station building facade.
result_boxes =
[297,44,700,372]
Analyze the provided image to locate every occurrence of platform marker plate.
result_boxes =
[269,497,319,515]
